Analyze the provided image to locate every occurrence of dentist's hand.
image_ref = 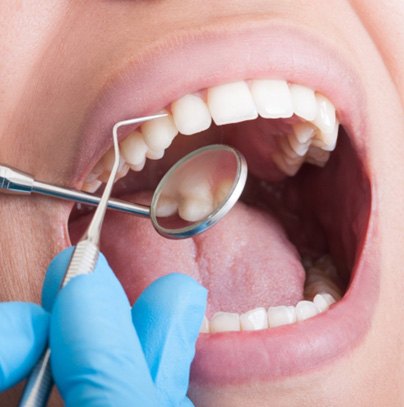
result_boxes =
[43,247,207,407]
[0,302,49,391]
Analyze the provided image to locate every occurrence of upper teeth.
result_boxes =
[83,78,340,196]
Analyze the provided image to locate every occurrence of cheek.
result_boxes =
[350,0,404,99]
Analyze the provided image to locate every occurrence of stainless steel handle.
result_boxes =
[19,240,99,407]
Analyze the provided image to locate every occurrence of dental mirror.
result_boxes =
[150,144,247,239]
[0,142,247,239]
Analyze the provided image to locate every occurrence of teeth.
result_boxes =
[272,152,303,177]
[312,120,340,152]
[82,180,102,193]
[214,179,234,207]
[240,307,269,331]
[146,149,164,160]
[290,84,318,121]
[84,79,340,189]
[313,293,336,312]
[200,316,210,333]
[210,312,241,333]
[293,122,316,144]
[155,195,178,217]
[250,79,293,119]
[268,305,296,328]
[199,254,341,334]
[121,131,148,170]
[304,256,343,301]
[171,94,212,135]
[295,300,319,321]
[313,94,336,135]
[305,146,331,167]
[178,196,213,222]
[207,81,258,125]
[141,112,178,152]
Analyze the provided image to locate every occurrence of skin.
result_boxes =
[0,1,403,405]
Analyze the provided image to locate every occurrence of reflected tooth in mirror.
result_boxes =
[268,305,296,328]
[121,131,148,168]
[214,179,234,207]
[200,316,210,333]
[210,312,240,333]
[250,79,293,119]
[295,300,319,321]
[207,81,258,125]
[141,112,178,151]
[178,196,214,222]
[171,94,212,135]
[240,307,269,331]
[313,94,336,135]
[155,194,178,217]
[289,84,317,121]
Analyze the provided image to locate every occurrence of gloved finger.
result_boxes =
[0,302,49,391]
[132,273,207,405]
[41,246,75,311]
[48,248,159,406]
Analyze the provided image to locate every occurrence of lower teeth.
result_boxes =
[200,254,341,334]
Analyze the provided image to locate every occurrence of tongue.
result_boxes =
[69,198,305,316]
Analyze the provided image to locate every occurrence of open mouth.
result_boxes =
[67,22,377,387]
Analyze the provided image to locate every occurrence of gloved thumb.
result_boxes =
[43,247,158,407]
[0,303,48,391]
[132,273,207,405]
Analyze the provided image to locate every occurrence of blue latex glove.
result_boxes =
[0,302,49,391]
[43,247,207,406]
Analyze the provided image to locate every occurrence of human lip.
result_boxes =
[73,17,378,384]
[76,18,367,185]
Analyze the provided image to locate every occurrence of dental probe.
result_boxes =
[19,112,167,407]
[0,165,151,217]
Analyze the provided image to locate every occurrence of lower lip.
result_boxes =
[190,198,379,385]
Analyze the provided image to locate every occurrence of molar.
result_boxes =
[313,293,336,312]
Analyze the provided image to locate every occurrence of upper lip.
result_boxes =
[75,16,368,187]
[72,15,378,384]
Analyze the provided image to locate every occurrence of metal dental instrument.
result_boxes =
[18,113,167,407]
[1,149,247,239]
[19,116,247,406]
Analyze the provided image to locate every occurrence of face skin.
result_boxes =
[1,1,404,405]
